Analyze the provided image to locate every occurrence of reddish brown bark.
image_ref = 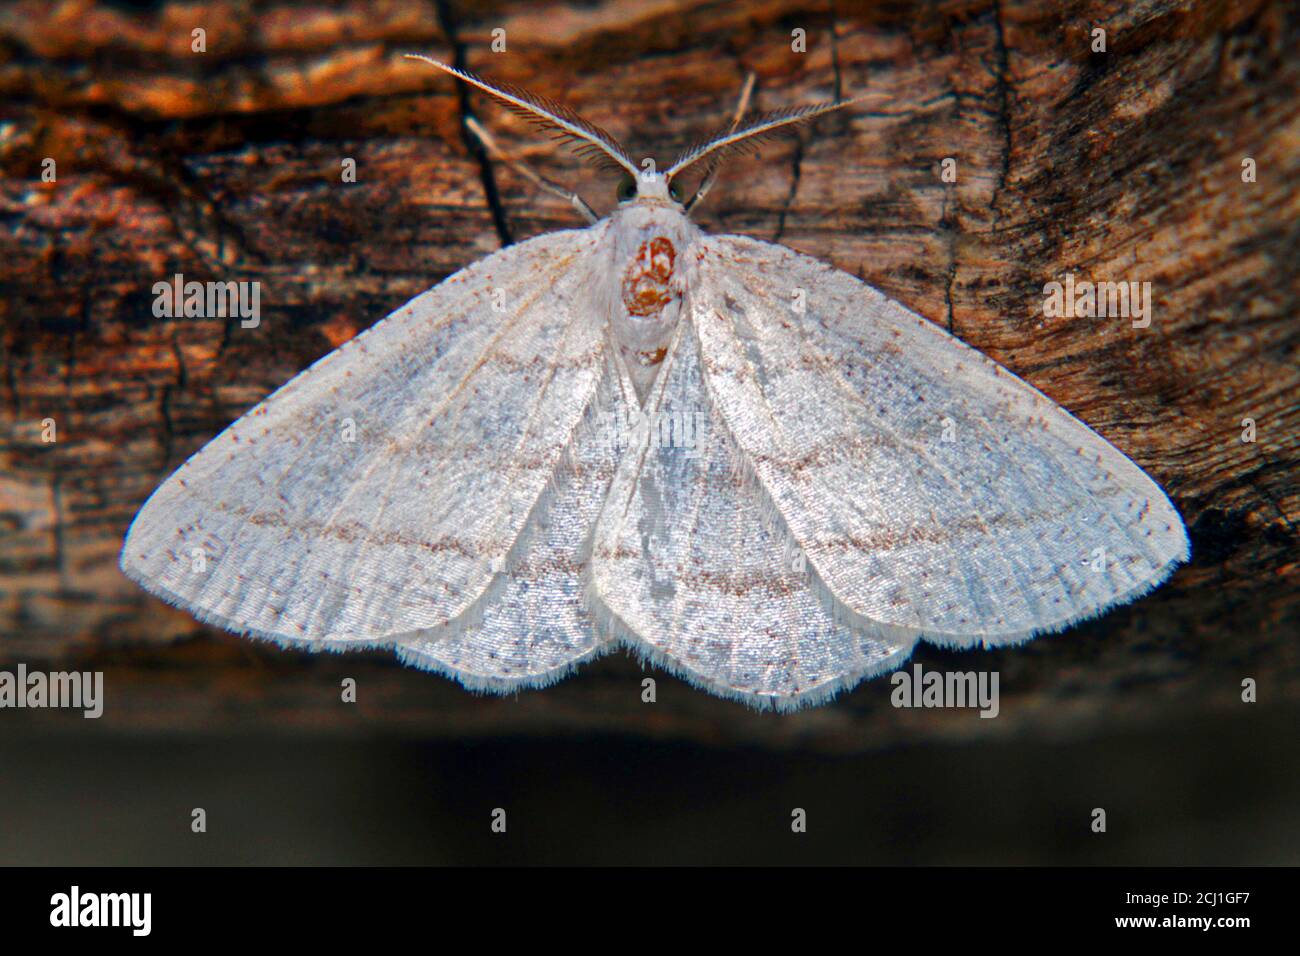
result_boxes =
[0,0,1296,750]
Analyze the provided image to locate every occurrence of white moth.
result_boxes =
[121,58,1189,710]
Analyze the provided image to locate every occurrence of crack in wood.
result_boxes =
[435,0,515,248]
[989,0,1014,237]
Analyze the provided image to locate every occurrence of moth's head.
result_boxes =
[616,170,684,206]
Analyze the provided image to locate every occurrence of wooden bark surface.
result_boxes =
[0,0,1296,751]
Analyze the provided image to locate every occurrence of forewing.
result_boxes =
[688,235,1189,645]
[589,322,917,709]
[396,349,636,689]
[121,227,609,647]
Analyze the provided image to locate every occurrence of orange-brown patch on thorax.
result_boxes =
[621,237,677,317]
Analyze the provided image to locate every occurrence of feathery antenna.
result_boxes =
[405,55,638,177]
[667,96,866,179]
[685,72,755,213]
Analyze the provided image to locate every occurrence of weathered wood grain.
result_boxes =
[0,0,1296,751]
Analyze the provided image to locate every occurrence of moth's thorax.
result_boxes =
[601,201,701,401]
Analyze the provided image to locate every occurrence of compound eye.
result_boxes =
[616,174,637,202]
[668,178,683,202]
